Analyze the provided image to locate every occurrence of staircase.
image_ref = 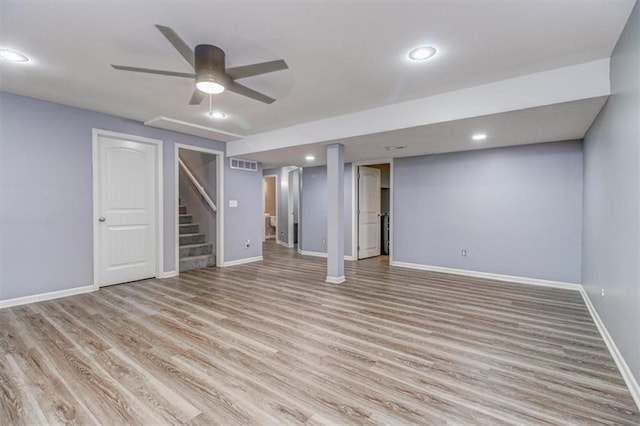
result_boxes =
[179,204,215,272]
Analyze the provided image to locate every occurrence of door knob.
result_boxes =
[98,217,106,222]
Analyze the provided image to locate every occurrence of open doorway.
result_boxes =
[287,168,300,248]
[353,161,392,261]
[263,175,277,241]
[174,144,223,272]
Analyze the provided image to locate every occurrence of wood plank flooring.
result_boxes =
[1,242,638,425]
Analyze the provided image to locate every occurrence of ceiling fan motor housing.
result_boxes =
[195,44,228,85]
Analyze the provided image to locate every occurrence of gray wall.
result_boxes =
[393,141,583,283]
[0,93,262,300]
[179,149,217,254]
[582,3,640,381]
[300,164,353,256]
[225,159,263,261]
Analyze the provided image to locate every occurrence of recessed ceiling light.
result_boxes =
[408,46,437,61]
[305,155,315,161]
[0,49,29,63]
[207,111,227,119]
[385,145,406,151]
[472,133,487,141]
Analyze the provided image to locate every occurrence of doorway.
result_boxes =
[174,144,224,271]
[263,175,277,240]
[92,129,163,288]
[288,168,300,248]
[353,161,392,261]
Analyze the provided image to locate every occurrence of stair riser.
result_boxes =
[180,244,213,258]
[179,224,199,234]
[179,234,206,245]
[179,215,193,224]
[179,206,187,214]
[180,255,215,272]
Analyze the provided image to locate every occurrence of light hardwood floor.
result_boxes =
[1,242,638,425]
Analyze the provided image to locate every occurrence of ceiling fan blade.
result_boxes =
[226,59,288,80]
[111,65,194,78]
[155,24,195,69]
[189,89,205,105]
[226,81,276,104]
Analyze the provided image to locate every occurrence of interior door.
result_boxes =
[358,166,381,259]
[96,135,157,287]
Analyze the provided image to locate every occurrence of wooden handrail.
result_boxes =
[178,158,217,213]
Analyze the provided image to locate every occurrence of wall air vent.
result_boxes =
[230,158,258,172]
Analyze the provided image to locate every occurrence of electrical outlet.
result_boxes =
[601,288,605,297]
[245,239,250,248]
[461,249,467,257]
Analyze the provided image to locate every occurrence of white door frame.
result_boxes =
[351,159,394,264]
[92,128,164,290]
[262,174,278,241]
[287,168,300,248]
[174,144,224,271]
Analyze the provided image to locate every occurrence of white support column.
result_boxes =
[326,143,345,284]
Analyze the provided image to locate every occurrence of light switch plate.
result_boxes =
[229,200,238,208]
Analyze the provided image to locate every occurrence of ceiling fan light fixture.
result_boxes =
[196,80,225,94]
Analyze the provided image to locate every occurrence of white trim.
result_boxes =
[352,159,393,263]
[298,249,354,261]
[92,129,164,290]
[175,144,225,271]
[0,286,95,309]
[389,261,582,291]
[287,167,301,248]
[326,275,346,284]
[277,239,292,248]
[220,256,263,267]
[145,116,244,140]
[580,289,640,410]
[161,271,179,279]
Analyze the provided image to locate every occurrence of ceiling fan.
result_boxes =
[111,25,288,105]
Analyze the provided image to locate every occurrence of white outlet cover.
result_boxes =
[229,200,238,208]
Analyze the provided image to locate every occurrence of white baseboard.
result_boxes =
[298,249,355,261]
[326,275,346,284]
[580,288,640,410]
[161,270,178,278]
[277,240,292,248]
[0,285,95,309]
[389,261,582,291]
[220,256,263,267]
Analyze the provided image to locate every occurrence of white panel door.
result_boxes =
[96,136,157,287]
[358,166,381,259]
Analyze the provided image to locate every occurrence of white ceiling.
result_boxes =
[0,0,634,142]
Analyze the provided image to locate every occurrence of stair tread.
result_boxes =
[180,254,214,261]
[180,232,204,237]
[179,222,199,226]
[180,242,212,248]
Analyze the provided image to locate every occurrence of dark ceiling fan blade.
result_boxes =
[111,65,195,78]
[226,81,276,104]
[189,89,205,105]
[155,24,195,69]
[226,59,288,80]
